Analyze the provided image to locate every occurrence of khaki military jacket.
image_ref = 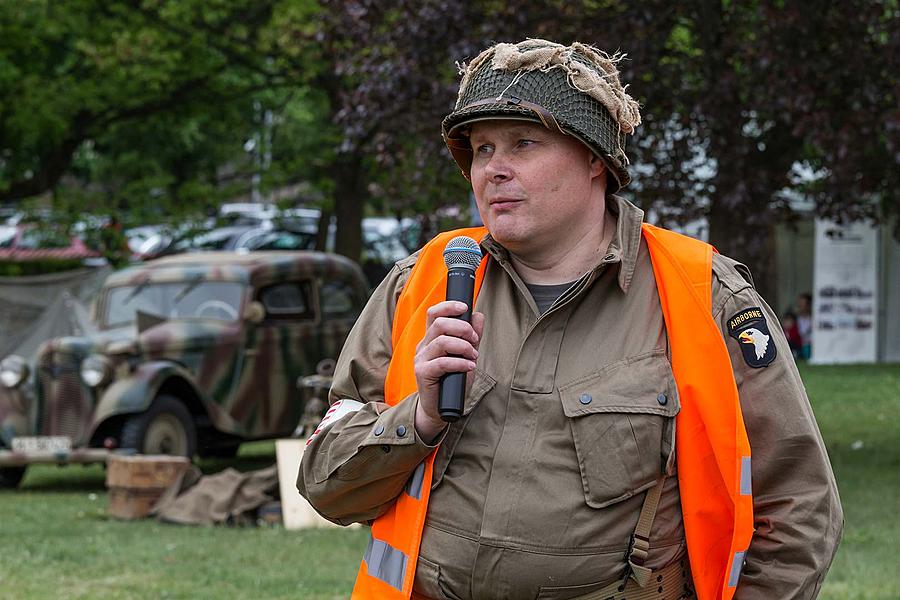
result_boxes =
[298,197,843,600]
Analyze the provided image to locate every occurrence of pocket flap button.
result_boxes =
[580,393,593,405]
[657,393,668,406]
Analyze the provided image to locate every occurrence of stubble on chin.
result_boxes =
[486,219,531,252]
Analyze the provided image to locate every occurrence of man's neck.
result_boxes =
[509,210,616,285]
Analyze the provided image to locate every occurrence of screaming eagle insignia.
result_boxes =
[727,307,777,368]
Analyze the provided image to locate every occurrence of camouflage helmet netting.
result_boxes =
[442,39,641,192]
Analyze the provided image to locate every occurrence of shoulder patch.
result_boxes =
[727,307,777,368]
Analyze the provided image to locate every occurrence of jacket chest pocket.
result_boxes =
[558,350,680,509]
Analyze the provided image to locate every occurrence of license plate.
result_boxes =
[11,436,72,453]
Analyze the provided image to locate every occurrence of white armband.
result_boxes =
[306,399,365,445]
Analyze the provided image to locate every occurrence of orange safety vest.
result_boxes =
[352,224,754,600]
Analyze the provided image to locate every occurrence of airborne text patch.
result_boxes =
[727,307,777,368]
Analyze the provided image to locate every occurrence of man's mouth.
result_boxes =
[489,198,523,209]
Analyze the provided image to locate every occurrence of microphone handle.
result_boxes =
[438,267,476,422]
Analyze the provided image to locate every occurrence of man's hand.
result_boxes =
[414,301,485,441]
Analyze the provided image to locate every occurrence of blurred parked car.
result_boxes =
[172,226,263,252]
[125,207,420,286]
[126,225,175,261]
[219,202,279,224]
[0,251,369,487]
[219,203,322,235]
[246,230,316,251]
[359,217,421,285]
[0,224,103,261]
[362,217,420,264]
[173,226,316,253]
[125,219,217,261]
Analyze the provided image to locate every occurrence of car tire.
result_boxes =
[0,466,26,488]
[120,395,197,458]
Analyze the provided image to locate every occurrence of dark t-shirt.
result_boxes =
[524,280,577,314]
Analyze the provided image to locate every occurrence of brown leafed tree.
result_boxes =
[319,0,898,293]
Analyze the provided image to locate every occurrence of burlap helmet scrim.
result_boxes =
[442,39,642,193]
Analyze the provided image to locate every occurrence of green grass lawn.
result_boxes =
[798,364,900,600]
[0,446,370,599]
[1,364,898,599]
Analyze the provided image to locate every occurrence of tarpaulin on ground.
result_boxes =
[0,267,110,359]
[151,464,279,526]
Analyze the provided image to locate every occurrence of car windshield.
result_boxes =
[103,280,245,328]
[250,231,315,251]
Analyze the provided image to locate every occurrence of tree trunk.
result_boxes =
[331,153,365,261]
[315,208,332,252]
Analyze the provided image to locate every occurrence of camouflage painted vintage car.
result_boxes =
[0,251,368,487]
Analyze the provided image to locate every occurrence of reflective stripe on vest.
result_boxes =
[352,224,754,600]
[363,536,408,591]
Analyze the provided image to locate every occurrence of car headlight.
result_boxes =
[0,355,29,388]
[80,355,112,388]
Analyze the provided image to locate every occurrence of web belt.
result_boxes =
[569,558,694,600]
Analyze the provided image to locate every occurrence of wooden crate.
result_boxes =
[105,454,191,520]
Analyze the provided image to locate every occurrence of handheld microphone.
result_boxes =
[438,236,483,422]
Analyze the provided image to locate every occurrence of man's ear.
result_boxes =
[590,154,607,178]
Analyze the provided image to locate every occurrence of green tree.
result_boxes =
[0,0,325,219]
[2,0,896,279]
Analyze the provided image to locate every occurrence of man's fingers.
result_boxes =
[415,357,477,383]
[415,304,482,419]
[419,315,480,350]
[419,334,479,362]
[425,301,470,328]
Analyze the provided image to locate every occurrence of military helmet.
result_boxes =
[442,39,642,193]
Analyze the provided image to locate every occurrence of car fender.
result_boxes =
[0,387,33,447]
[92,361,200,425]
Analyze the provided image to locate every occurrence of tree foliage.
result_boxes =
[0,0,326,219]
[626,1,900,292]
[1,1,897,288]
[316,0,899,292]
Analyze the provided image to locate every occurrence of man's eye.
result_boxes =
[517,139,535,147]
[475,144,493,154]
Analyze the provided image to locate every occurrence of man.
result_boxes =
[298,39,842,599]
[794,293,813,359]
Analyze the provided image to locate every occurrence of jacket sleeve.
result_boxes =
[297,256,442,526]
[711,255,843,599]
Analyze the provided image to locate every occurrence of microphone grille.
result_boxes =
[443,236,482,270]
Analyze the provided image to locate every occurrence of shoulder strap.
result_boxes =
[625,477,667,587]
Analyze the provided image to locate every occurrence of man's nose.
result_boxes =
[483,151,512,182]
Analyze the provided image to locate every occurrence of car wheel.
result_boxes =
[0,466,26,488]
[121,395,197,458]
